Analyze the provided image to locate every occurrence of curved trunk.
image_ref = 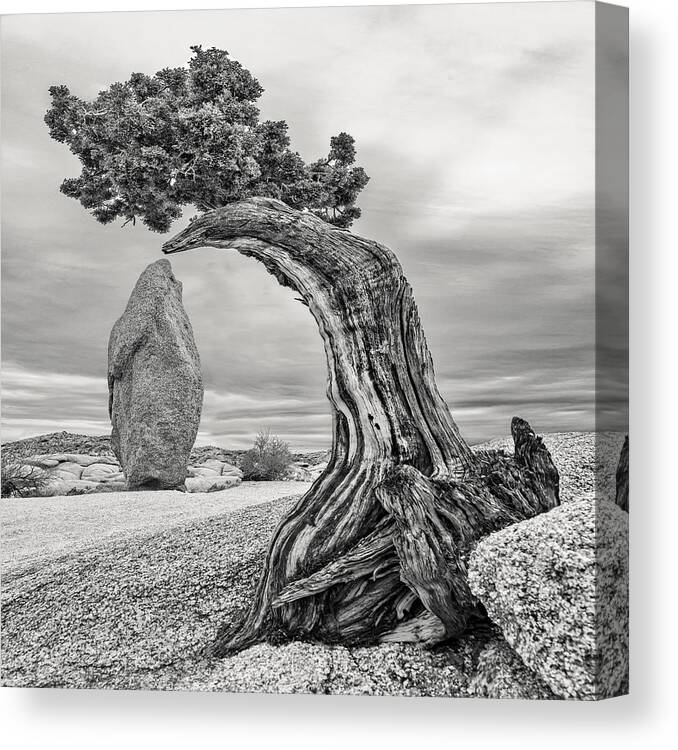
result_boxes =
[163,198,559,653]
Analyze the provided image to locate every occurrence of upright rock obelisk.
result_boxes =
[108,259,203,490]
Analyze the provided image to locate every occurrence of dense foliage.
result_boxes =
[240,430,292,481]
[45,45,370,232]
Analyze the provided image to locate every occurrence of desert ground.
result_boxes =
[0,431,626,697]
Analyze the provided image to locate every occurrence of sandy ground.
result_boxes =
[1,480,311,574]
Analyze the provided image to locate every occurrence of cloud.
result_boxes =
[0,361,332,450]
[1,363,109,442]
[0,4,618,450]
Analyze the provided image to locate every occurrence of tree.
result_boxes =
[163,198,560,654]
[47,48,560,656]
[45,46,369,232]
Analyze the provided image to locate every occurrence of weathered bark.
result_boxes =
[615,435,629,512]
[163,197,560,653]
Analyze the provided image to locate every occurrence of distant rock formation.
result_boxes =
[2,431,332,486]
[0,432,114,463]
[1,432,249,468]
[108,259,203,490]
[12,453,242,496]
[185,459,243,492]
[18,453,125,495]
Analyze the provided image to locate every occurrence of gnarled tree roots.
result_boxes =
[213,416,558,653]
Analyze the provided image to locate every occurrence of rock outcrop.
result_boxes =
[108,259,203,490]
[0,432,114,463]
[184,475,241,493]
[468,498,629,700]
[285,460,328,483]
[185,460,244,492]
[17,454,242,496]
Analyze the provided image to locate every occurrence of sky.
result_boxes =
[0,2,622,450]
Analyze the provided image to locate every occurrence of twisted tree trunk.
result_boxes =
[163,197,559,654]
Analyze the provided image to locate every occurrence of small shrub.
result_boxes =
[241,430,292,481]
[1,461,51,498]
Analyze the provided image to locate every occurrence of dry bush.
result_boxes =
[1,461,52,498]
[240,429,292,481]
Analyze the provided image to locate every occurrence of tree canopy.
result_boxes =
[45,45,370,232]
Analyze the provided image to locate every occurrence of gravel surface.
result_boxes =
[1,493,487,695]
[1,481,311,573]
[1,430,626,695]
